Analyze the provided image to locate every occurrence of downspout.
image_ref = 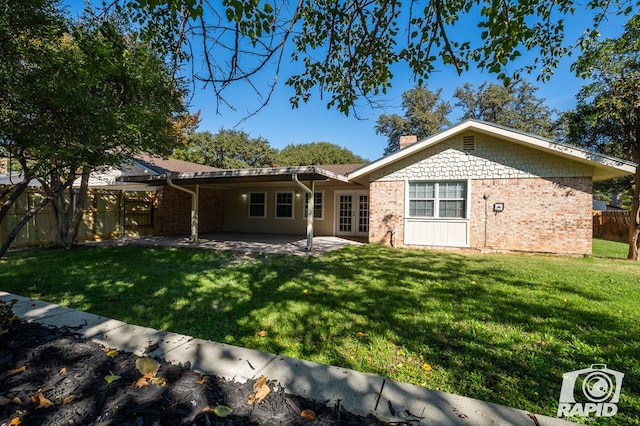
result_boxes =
[167,177,199,243]
[292,173,314,251]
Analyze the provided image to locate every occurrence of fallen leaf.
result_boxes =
[59,367,67,375]
[12,397,21,405]
[422,363,432,371]
[9,417,21,425]
[149,377,167,386]
[203,405,234,417]
[32,393,54,409]
[212,405,233,417]
[62,395,76,405]
[104,373,121,384]
[135,357,160,376]
[8,366,26,376]
[134,376,151,388]
[355,332,368,337]
[302,289,308,294]
[256,330,268,337]
[301,409,316,419]
[106,349,119,358]
[0,396,11,406]
[248,376,271,405]
[197,376,209,385]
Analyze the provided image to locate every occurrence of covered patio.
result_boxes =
[119,165,369,251]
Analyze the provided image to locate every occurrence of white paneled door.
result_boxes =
[335,191,369,237]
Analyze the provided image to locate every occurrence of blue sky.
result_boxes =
[63,1,631,161]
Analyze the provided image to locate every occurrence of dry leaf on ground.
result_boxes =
[8,366,26,376]
[248,376,271,405]
[301,409,316,419]
[32,393,54,409]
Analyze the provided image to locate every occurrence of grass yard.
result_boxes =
[1,241,639,424]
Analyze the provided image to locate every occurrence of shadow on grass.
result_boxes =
[1,244,639,424]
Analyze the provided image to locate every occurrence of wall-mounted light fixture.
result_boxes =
[241,193,247,200]
[295,192,301,198]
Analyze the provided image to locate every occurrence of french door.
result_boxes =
[335,191,369,237]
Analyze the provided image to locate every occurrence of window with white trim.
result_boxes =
[408,181,467,219]
[275,191,294,219]
[303,191,324,219]
[248,192,266,218]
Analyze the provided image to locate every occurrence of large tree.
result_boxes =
[0,2,190,257]
[104,0,638,115]
[376,86,451,155]
[453,80,559,138]
[277,142,367,166]
[174,129,277,168]
[567,14,640,260]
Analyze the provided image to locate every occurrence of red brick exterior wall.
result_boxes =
[368,181,404,246]
[369,177,593,255]
[469,177,592,254]
[154,186,224,236]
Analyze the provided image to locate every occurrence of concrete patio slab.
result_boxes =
[83,233,364,256]
[2,291,574,426]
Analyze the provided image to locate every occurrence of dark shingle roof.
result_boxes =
[315,164,366,176]
[134,153,221,174]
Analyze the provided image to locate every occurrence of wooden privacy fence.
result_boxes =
[0,188,156,248]
[593,210,630,242]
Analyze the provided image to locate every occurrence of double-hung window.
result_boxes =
[275,191,294,219]
[303,192,323,219]
[408,181,467,219]
[248,192,266,218]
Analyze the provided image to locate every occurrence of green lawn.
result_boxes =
[1,241,639,424]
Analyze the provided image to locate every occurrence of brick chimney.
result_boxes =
[399,135,418,149]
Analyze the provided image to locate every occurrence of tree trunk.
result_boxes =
[64,167,90,248]
[46,171,74,247]
[0,177,31,225]
[0,192,54,259]
[628,165,640,260]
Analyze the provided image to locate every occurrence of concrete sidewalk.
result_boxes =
[1,291,572,425]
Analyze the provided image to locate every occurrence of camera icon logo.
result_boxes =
[557,364,624,418]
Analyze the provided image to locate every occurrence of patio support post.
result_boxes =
[292,173,314,251]
[166,177,199,243]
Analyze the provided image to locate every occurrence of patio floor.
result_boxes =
[90,233,365,256]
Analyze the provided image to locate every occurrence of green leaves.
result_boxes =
[104,372,121,384]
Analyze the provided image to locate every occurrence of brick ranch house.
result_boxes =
[121,120,636,255]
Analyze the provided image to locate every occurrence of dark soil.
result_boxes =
[1,320,409,425]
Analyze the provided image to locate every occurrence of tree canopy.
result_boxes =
[377,80,558,154]
[108,0,638,115]
[565,14,640,260]
[376,86,451,155]
[454,80,559,138]
[0,0,191,256]
[173,130,277,169]
[174,131,366,167]
[277,142,367,166]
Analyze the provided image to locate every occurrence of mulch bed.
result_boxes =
[1,320,410,425]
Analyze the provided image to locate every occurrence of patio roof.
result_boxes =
[119,165,353,186]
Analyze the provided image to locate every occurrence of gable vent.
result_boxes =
[462,136,475,153]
